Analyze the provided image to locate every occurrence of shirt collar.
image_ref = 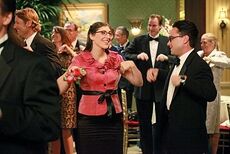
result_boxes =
[0,34,8,55]
[149,34,159,39]
[179,48,194,66]
[25,32,37,47]
[71,38,78,48]
[120,40,129,48]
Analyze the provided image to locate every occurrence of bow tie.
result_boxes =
[168,55,180,66]
[148,36,159,42]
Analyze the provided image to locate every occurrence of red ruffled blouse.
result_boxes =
[70,50,123,116]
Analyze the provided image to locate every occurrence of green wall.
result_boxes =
[63,0,178,40]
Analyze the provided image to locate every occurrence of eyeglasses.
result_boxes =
[168,35,184,42]
[96,30,113,37]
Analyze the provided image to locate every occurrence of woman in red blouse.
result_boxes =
[57,22,143,154]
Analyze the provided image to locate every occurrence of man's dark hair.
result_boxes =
[1,0,23,47]
[172,20,199,48]
[0,0,16,15]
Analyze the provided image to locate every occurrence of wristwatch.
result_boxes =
[180,75,186,85]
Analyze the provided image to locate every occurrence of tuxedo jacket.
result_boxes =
[31,33,62,78]
[124,34,170,102]
[160,51,217,152]
[0,39,61,153]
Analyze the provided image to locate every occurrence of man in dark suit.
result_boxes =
[64,21,85,52]
[0,0,60,153]
[147,20,217,153]
[14,8,62,78]
[123,14,170,154]
[114,26,134,112]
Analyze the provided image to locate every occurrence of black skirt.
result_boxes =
[76,113,123,154]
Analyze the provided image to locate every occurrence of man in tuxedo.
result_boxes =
[147,20,217,153]
[114,26,134,112]
[14,8,62,78]
[0,0,60,153]
[123,14,170,154]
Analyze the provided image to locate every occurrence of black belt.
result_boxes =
[82,90,118,117]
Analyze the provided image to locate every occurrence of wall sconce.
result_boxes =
[219,8,227,38]
[129,19,143,36]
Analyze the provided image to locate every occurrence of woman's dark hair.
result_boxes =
[84,22,111,51]
[53,26,71,47]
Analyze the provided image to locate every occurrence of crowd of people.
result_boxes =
[0,0,229,154]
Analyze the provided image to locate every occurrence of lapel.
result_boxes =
[143,35,152,67]
[124,41,130,49]
[30,33,40,51]
[0,40,14,89]
[172,51,195,99]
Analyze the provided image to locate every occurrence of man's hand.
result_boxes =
[171,75,187,86]
[156,54,168,62]
[137,52,149,61]
[147,68,159,82]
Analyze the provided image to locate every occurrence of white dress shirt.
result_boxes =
[25,32,37,48]
[166,49,193,110]
[0,34,8,55]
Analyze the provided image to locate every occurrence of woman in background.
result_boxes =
[51,26,76,154]
[57,22,143,154]
[198,33,230,154]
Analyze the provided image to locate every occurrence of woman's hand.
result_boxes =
[58,44,78,57]
[120,61,135,74]
[120,60,143,87]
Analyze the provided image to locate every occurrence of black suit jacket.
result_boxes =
[160,51,217,152]
[124,34,170,102]
[115,42,134,90]
[31,33,62,78]
[0,39,61,153]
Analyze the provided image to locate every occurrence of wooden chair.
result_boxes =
[121,89,128,154]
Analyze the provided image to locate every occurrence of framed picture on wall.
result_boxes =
[60,3,108,43]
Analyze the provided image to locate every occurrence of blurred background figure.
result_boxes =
[0,0,60,153]
[64,21,85,153]
[114,26,134,113]
[64,21,85,51]
[198,32,230,154]
[51,26,77,154]
[14,7,61,78]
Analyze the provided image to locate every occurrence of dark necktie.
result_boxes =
[118,46,124,52]
[148,35,159,42]
[23,41,27,47]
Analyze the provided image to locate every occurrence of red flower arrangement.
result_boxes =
[63,67,86,84]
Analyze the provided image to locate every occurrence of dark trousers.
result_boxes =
[136,98,153,154]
